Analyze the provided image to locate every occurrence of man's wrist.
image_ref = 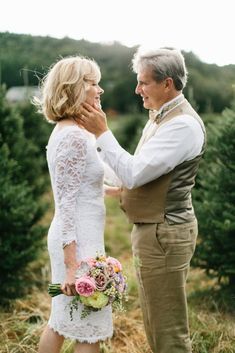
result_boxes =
[95,128,109,139]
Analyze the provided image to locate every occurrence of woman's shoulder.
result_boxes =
[50,124,88,142]
[47,124,89,154]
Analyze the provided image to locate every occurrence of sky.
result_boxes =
[1,0,235,66]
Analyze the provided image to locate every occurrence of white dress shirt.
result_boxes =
[97,98,204,190]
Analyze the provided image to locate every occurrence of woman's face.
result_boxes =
[85,80,104,108]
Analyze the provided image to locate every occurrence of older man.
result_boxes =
[78,47,206,353]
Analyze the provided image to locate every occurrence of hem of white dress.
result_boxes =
[48,323,113,343]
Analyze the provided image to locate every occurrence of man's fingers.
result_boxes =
[79,108,87,116]
[80,107,91,118]
[78,113,86,121]
[82,102,94,112]
[80,104,105,120]
[82,102,103,113]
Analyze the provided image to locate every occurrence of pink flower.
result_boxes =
[75,276,96,297]
[106,264,115,276]
[95,273,108,291]
[106,256,122,272]
[81,258,97,268]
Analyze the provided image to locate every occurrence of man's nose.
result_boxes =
[135,84,141,94]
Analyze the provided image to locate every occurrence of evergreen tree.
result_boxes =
[17,102,53,176]
[193,105,235,286]
[0,86,47,302]
[113,113,146,153]
[1,32,235,113]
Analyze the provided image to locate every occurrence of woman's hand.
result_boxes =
[62,241,78,296]
[61,266,77,296]
[104,185,121,197]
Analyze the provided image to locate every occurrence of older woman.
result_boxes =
[35,56,113,353]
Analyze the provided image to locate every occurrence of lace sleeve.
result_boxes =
[54,130,87,247]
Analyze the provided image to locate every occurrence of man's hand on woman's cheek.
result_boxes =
[75,102,109,138]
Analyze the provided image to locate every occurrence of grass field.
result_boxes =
[0,196,235,353]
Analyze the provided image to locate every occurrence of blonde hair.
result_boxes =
[33,56,101,123]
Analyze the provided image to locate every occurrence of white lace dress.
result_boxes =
[46,125,113,342]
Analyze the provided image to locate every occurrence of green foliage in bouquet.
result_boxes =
[0,86,48,303]
[48,255,128,320]
[192,104,235,287]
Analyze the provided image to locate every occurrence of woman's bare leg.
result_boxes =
[74,342,100,353]
[38,325,64,353]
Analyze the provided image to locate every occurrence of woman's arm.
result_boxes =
[61,241,78,296]
[54,130,87,295]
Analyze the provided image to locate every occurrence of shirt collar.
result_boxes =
[149,93,185,122]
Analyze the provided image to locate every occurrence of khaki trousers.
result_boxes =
[131,219,198,353]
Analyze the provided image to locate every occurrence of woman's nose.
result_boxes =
[99,86,104,95]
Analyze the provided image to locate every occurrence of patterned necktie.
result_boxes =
[149,95,185,124]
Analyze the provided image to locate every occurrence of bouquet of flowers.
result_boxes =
[48,255,128,320]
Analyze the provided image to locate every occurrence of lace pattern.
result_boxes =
[46,125,113,341]
[54,131,87,246]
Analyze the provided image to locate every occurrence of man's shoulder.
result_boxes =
[166,99,205,133]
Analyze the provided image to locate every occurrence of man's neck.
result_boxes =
[164,92,182,106]
[148,93,185,123]
[158,92,183,112]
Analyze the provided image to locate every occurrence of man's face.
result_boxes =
[135,67,168,111]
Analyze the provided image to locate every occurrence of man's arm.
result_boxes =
[78,103,204,189]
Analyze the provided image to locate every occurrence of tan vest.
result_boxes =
[120,99,206,224]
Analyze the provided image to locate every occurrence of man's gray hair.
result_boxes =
[132,47,188,91]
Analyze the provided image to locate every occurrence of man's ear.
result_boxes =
[164,77,174,91]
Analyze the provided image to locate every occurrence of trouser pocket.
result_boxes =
[156,219,198,272]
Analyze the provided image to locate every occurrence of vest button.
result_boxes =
[97,147,101,152]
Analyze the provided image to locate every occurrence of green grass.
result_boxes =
[0,196,234,353]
